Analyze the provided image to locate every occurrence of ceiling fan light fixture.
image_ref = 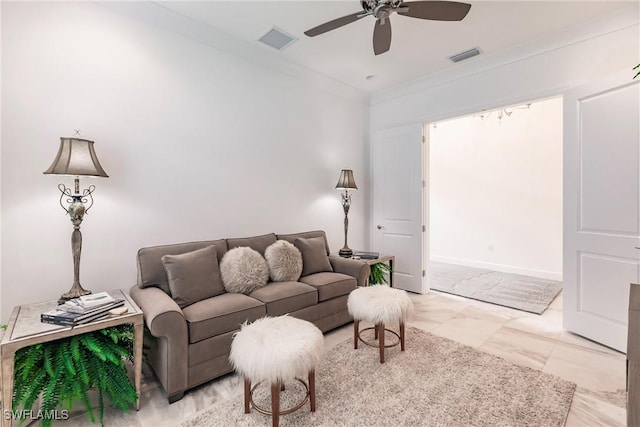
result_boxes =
[305,0,472,55]
[448,47,481,63]
[258,27,298,51]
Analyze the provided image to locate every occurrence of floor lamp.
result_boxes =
[336,169,357,258]
[44,137,109,301]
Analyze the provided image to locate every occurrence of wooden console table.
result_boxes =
[0,290,143,427]
[629,283,639,427]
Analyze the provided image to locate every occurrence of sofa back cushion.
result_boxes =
[294,236,334,277]
[161,246,225,308]
[226,233,277,255]
[137,239,228,295]
[277,230,330,256]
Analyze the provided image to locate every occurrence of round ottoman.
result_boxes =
[347,285,413,363]
[229,316,324,427]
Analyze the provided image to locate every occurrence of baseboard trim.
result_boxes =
[429,256,562,282]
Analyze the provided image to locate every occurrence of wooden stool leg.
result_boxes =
[244,377,251,414]
[281,383,285,392]
[379,323,385,363]
[374,325,379,340]
[309,369,316,412]
[354,319,359,349]
[271,381,281,427]
[400,321,406,352]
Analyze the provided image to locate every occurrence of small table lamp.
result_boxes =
[335,169,357,258]
[43,137,109,301]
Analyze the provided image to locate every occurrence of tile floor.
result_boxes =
[22,290,630,426]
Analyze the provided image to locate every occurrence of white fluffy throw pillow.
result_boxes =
[220,247,269,294]
[264,240,303,282]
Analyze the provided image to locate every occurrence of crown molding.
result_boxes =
[99,2,369,105]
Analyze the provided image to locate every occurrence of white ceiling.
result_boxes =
[155,1,636,93]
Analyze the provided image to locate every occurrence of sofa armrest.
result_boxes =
[329,256,370,287]
[129,285,188,400]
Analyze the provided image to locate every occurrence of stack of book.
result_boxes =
[353,251,379,260]
[41,292,125,326]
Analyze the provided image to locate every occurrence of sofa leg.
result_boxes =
[168,392,184,404]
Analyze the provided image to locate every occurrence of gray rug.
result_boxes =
[429,262,562,314]
[181,327,575,427]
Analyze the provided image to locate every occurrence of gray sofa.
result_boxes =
[130,230,369,403]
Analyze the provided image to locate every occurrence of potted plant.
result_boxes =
[368,262,392,286]
[12,324,137,427]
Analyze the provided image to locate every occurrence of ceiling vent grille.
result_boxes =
[258,27,298,51]
[449,47,481,63]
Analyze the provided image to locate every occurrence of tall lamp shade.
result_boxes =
[336,169,357,257]
[44,138,109,178]
[44,137,109,301]
[335,169,357,191]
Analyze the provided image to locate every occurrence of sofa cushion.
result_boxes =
[265,240,303,282]
[182,293,265,344]
[161,246,225,309]
[137,239,228,295]
[226,233,277,255]
[299,272,356,302]
[249,281,318,316]
[277,230,330,256]
[294,237,334,277]
[220,247,269,294]
[188,329,236,367]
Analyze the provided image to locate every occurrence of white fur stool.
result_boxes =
[229,316,323,427]
[347,285,413,363]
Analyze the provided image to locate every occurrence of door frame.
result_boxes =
[419,93,564,284]
[371,88,566,293]
[422,123,430,291]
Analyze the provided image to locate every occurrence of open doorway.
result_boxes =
[425,97,563,314]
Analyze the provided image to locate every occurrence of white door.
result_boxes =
[372,124,426,293]
[564,71,640,352]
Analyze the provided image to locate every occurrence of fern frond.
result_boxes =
[80,334,108,361]
[72,380,95,422]
[369,262,392,285]
[13,324,136,426]
[70,335,81,361]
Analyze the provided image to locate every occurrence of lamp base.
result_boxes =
[338,248,353,258]
[59,283,92,303]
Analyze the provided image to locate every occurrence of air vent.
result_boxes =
[448,47,481,63]
[258,27,298,51]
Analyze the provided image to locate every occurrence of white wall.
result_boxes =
[429,98,563,280]
[0,2,369,322]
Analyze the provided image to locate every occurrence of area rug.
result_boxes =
[181,327,575,427]
[429,262,562,314]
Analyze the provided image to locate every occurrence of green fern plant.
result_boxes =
[369,262,392,285]
[12,324,137,427]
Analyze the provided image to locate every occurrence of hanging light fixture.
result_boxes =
[478,103,532,122]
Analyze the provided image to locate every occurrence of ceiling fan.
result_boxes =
[304,0,472,55]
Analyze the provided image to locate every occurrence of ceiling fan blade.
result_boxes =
[373,18,392,56]
[398,1,471,21]
[304,11,365,37]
